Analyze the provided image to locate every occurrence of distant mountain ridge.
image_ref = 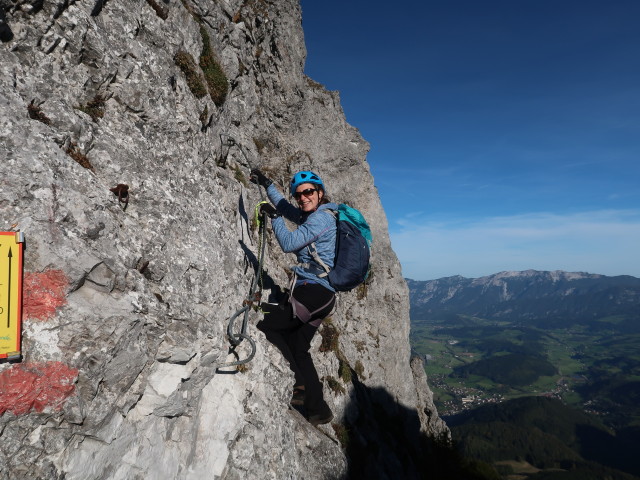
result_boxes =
[407,270,640,326]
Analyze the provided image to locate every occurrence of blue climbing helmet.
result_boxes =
[290,170,325,196]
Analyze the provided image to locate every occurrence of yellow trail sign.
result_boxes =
[0,232,24,361]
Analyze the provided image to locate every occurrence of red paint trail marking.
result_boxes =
[0,361,78,415]
[23,269,68,321]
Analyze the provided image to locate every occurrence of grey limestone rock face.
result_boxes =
[0,0,448,478]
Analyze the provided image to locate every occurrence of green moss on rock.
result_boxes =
[199,26,228,107]
[174,50,208,98]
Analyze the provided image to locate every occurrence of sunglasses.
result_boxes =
[293,188,318,200]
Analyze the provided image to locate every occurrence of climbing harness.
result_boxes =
[216,134,268,369]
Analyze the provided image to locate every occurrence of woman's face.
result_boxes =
[295,182,323,212]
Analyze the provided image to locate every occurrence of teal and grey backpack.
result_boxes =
[309,204,372,292]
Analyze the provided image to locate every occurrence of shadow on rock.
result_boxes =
[336,371,500,480]
[0,9,14,42]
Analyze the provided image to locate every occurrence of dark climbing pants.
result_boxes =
[257,283,335,416]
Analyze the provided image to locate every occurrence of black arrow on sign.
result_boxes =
[7,247,11,328]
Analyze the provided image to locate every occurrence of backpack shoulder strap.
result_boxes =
[306,207,337,276]
[307,242,330,276]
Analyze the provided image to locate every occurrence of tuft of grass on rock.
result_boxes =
[234,165,248,187]
[331,423,350,449]
[325,376,345,395]
[232,0,269,25]
[253,137,268,153]
[236,363,248,373]
[199,26,228,107]
[339,358,352,383]
[176,0,228,106]
[27,101,51,125]
[305,76,325,90]
[179,0,196,17]
[356,283,368,300]
[174,50,207,98]
[77,94,106,122]
[319,319,339,353]
[65,141,94,171]
[145,0,168,19]
[199,104,209,125]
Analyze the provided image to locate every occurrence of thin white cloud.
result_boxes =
[391,209,640,280]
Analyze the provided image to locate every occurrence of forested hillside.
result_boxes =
[447,397,640,480]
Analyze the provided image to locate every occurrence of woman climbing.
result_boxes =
[249,168,337,426]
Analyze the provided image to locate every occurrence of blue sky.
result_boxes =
[300,0,640,280]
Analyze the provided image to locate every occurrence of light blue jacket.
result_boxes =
[266,184,337,292]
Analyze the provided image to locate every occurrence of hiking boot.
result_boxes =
[308,408,333,426]
[290,387,305,406]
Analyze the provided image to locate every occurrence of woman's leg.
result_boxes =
[256,303,306,388]
[289,284,335,421]
[290,322,331,418]
[258,284,335,423]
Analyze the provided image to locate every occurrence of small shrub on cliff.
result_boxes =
[174,50,207,98]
